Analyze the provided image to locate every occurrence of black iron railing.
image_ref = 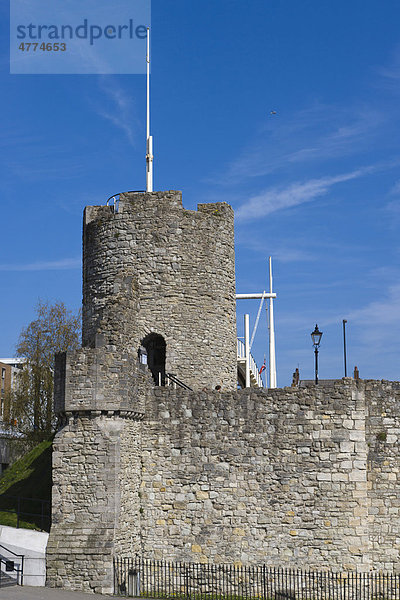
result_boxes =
[0,495,51,532]
[156,372,193,390]
[114,558,400,600]
[164,373,193,391]
[0,543,24,587]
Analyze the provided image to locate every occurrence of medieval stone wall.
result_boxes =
[136,380,400,571]
[364,381,400,569]
[46,193,400,594]
[48,377,400,593]
[139,381,371,570]
[82,191,237,391]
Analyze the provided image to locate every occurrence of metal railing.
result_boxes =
[114,558,400,600]
[237,339,264,388]
[165,373,193,391]
[0,495,51,532]
[0,543,24,587]
[106,190,146,212]
[157,372,193,391]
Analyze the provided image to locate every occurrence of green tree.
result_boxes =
[11,300,81,441]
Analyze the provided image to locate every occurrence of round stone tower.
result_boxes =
[82,191,237,390]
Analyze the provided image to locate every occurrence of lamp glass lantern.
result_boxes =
[311,324,323,348]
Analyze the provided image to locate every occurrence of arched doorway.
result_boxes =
[140,333,166,385]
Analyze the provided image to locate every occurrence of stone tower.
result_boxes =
[82,191,237,390]
[47,190,400,595]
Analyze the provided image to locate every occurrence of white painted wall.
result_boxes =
[0,525,48,586]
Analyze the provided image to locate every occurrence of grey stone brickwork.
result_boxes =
[47,412,120,593]
[47,345,152,593]
[54,344,148,417]
[47,377,400,592]
[82,191,237,391]
[139,381,371,571]
[365,380,400,569]
[47,192,400,593]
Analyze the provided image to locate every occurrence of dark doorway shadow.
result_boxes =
[141,333,166,385]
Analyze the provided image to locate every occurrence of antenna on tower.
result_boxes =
[146,26,153,192]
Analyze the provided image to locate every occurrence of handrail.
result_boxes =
[237,339,263,388]
[0,495,51,531]
[0,494,50,505]
[106,190,146,212]
[237,338,246,360]
[0,544,25,559]
[0,545,24,586]
[165,373,193,391]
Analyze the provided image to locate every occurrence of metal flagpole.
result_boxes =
[268,257,277,388]
[146,27,153,192]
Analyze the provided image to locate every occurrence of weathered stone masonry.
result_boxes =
[82,191,237,390]
[47,377,400,592]
[48,346,151,593]
[138,380,400,572]
[47,192,400,593]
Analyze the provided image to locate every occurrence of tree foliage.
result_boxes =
[10,300,81,441]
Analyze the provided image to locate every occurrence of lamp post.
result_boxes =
[342,319,347,377]
[311,324,323,384]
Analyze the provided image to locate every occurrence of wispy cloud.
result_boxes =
[272,282,400,378]
[0,128,87,182]
[235,165,375,222]
[286,280,400,346]
[348,283,400,326]
[379,46,400,84]
[385,180,400,215]
[0,258,81,272]
[94,77,138,145]
[389,180,400,195]
[217,104,384,185]
[235,234,317,263]
[344,284,400,353]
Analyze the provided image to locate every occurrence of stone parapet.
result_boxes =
[54,346,151,416]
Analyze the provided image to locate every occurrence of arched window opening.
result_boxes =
[140,333,166,385]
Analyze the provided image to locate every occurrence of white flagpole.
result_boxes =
[146,27,153,192]
[268,257,277,388]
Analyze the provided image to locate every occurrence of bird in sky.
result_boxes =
[270,110,277,115]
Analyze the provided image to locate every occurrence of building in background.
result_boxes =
[0,358,25,474]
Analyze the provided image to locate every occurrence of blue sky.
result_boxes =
[1,0,400,387]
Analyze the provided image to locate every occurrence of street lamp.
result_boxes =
[311,324,323,384]
[342,319,347,377]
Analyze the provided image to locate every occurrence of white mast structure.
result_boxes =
[146,26,153,192]
[236,257,277,389]
[268,256,277,388]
